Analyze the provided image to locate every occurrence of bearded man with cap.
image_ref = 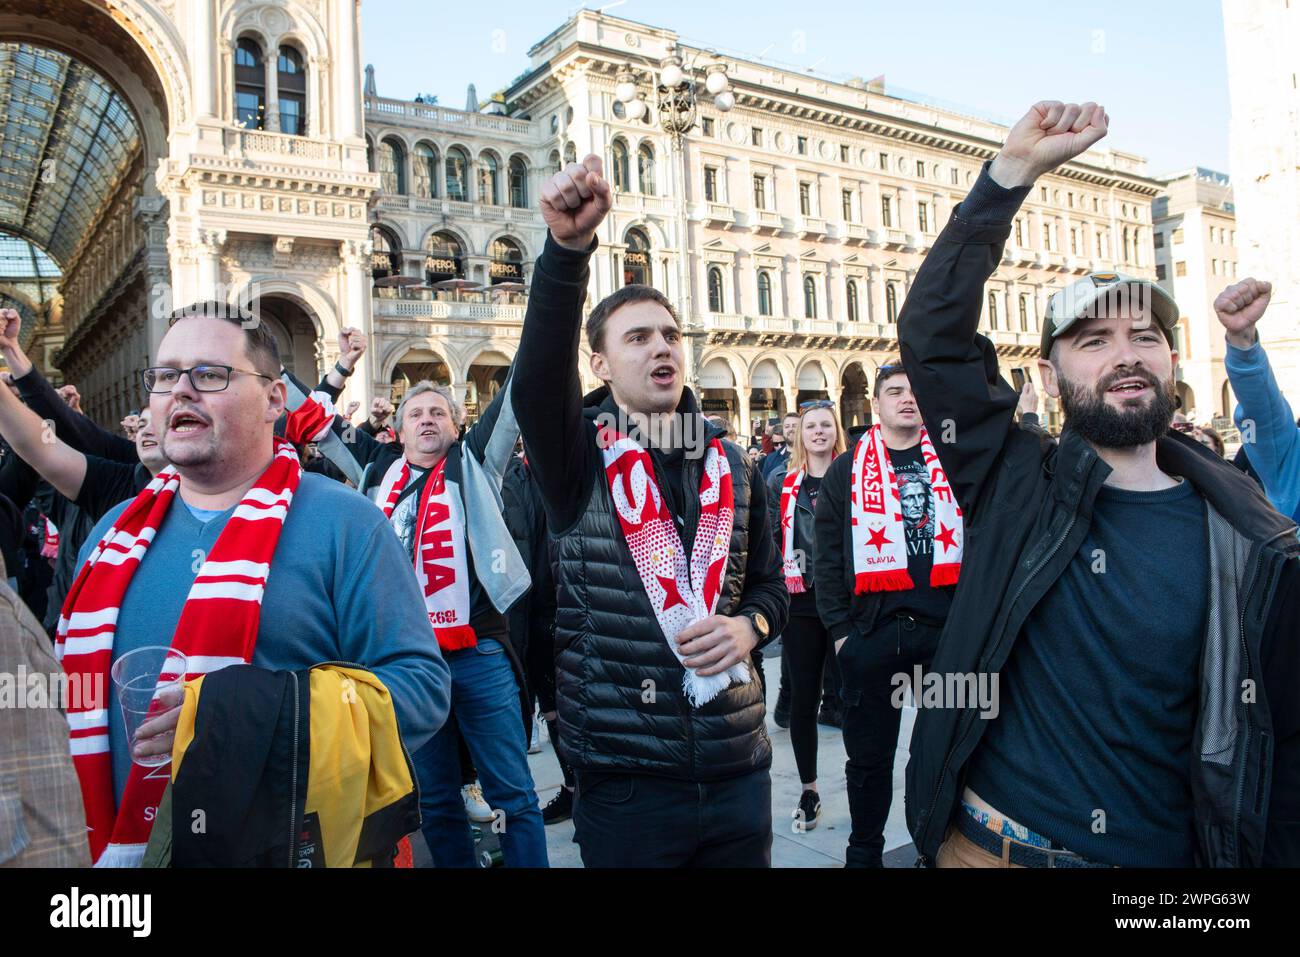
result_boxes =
[897,100,1300,868]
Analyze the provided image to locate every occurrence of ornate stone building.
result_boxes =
[3,4,1164,438]
[0,0,376,424]
[367,10,1162,438]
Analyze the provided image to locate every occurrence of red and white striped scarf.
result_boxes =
[598,425,746,707]
[849,425,962,593]
[41,515,60,560]
[779,468,807,593]
[283,388,336,445]
[375,456,476,651]
[55,439,302,866]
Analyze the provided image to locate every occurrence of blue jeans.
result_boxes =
[412,638,548,867]
[573,767,773,867]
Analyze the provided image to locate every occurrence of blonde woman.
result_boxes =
[766,400,846,831]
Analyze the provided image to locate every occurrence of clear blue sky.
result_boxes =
[361,0,1230,177]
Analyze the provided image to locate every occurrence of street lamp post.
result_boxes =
[615,50,734,394]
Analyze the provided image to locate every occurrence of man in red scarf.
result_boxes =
[512,156,789,867]
[60,304,450,865]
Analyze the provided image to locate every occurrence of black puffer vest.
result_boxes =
[553,389,771,781]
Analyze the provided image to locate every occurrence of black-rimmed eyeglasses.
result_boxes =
[141,365,274,393]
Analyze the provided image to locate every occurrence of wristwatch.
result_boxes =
[744,611,771,643]
[334,361,354,378]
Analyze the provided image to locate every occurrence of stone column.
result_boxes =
[341,238,375,408]
[193,0,217,119]
[264,50,281,132]
[736,385,752,444]
[336,1,364,140]
[195,229,226,300]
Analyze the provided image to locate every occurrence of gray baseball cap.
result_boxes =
[1041,272,1180,359]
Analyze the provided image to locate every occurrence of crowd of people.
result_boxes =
[2,99,1298,868]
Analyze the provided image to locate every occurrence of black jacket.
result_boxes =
[766,464,816,593]
[898,166,1300,868]
[512,236,790,781]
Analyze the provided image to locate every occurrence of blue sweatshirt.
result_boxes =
[76,472,452,801]
[1226,338,1300,522]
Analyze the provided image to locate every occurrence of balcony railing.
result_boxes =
[365,96,533,137]
[223,128,343,163]
[749,209,783,233]
[372,299,526,322]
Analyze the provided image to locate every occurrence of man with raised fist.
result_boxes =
[898,101,1300,868]
[1216,278,1300,523]
[512,155,789,867]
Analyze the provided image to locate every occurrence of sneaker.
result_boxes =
[542,787,573,825]
[792,789,822,832]
[462,781,494,823]
[528,719,543,754]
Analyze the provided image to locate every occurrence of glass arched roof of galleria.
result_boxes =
[0,43,141,267]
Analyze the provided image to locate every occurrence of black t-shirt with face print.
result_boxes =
[876,443,955,626]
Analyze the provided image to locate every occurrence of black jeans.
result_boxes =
[573,767,773,867]
[836,614,943,867]
[784,613,835,784]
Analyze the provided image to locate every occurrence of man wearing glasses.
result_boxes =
[63,302,451,864]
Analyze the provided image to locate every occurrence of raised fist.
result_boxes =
[121,413,141,439]
[337,326,367,369]
[57,384,82,413]
[0,308,20,352]
[370,396,393,423]
[1214,278,1271,349]
[990,101,1109,188]
[343,399,361,420]
[540,154,612,251]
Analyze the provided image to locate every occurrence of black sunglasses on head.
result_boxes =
[799,400,836,411]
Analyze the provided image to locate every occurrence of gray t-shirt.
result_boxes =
[77,473,451,801]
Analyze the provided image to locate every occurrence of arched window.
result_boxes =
[563,141,577,165]
[234,38,266,129]
[478,152,500,205]
[276,45,307,135]
[757,271,773,316]
[624,228,651,286]
[885,283,899,323]
[369,226,401,283]
[508,156,528,208]
[846,280,859,322]
[548,150,562,175]
[707,267,724,312]
[803,275,818,319]
[445,147,469,202]
[379,138,406,195]
[413,143,439,198]
[1019,294,1030,332]
[987,291,999,329]
[425,232,464,283]
[1122,227,1131,263]
[489,237,524,284]
[611,139,630,191]
[637,143,656,195]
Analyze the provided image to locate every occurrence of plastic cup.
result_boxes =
[110,646,188,767]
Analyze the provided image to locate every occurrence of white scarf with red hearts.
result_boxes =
[376,455,476,650]
[779,467,807,593]
[56,439,301,866]
[598,425,746,707]
[850,425,962,592]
